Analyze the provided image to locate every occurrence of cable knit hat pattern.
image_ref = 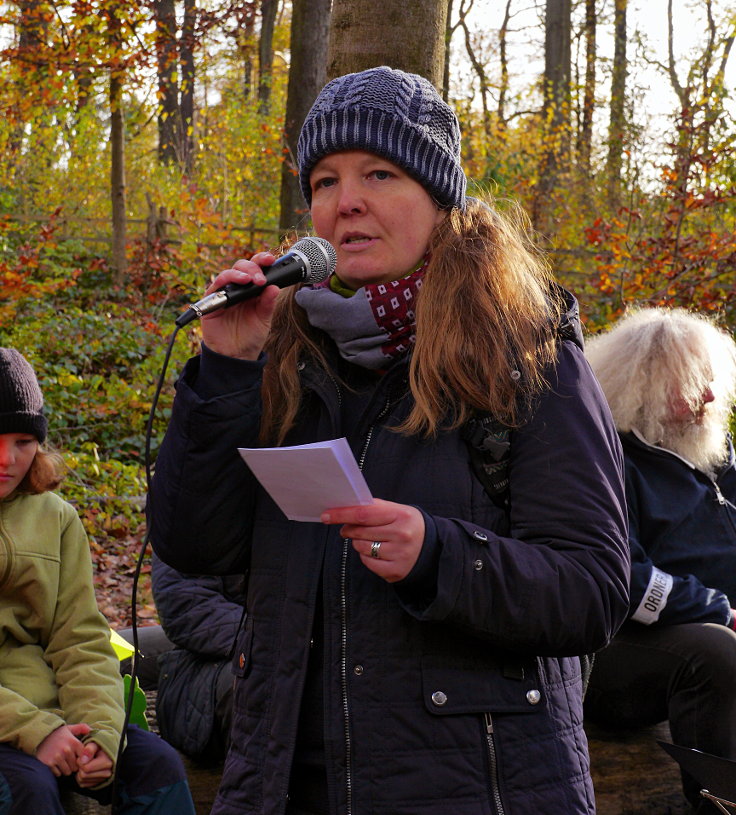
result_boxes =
[297,66,466,210]
[0,348,47,442]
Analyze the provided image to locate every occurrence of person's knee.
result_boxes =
[118,727,187,798]
[676,623,736,688]
[147,734,187,781]
[0,760,62,814]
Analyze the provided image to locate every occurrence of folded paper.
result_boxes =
[238,437,373,522]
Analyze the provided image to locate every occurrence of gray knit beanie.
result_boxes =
[297,66,466,210]
[0,349,47,442]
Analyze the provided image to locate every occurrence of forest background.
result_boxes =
[0,0,734,625]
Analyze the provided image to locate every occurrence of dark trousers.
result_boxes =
[584,622,736,811]
[0,725,195,815]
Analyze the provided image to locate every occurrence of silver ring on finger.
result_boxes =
[370,541,382,559]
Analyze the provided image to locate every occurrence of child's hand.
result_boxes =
[75,741,114,787]
[36,723,91,776]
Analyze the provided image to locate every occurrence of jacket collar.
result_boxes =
[624,427,735,478]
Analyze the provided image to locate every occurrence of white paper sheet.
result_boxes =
[238,437,373,522]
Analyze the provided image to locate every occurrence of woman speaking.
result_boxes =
[149,66,629,815]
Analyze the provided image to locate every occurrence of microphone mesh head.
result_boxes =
[291,237,337,283]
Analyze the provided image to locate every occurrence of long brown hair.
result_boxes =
[17,446,65,495]
[261,196,562,444]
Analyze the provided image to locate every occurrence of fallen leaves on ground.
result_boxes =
[91,523,157,629]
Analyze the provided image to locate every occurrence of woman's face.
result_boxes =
[309,150,446,290]
[0,433,38,499]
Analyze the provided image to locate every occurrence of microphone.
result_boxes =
[175,236,337,327]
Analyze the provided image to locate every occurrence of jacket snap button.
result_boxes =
[431,691,448,706]
[354,664,364,676]
[239,653,245,669]
[473,559,483,571]
[473,530,488,542]
[526,689,541,705]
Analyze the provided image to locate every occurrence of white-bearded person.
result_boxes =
[584,307,736,815]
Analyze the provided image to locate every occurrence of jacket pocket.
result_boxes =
[421,654,544,715]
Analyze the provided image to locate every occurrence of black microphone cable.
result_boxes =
[110,326,181,813]
[107,235,335,811]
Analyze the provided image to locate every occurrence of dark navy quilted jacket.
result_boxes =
[152,554,246,756]
[621,430,736,627]
[149,327,629,815]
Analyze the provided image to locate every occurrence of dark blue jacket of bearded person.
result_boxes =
[583,307,736,813]
[149,66,630,815]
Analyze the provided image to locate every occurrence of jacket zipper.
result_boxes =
[340,395,390,815]
[340,425,374,815]
[712,479,726,506]
[712,479,736,537]
[340,529,353,815]
[0,510,13,589]
[484,712,506,815]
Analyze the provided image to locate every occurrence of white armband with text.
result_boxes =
[632,567,674,624]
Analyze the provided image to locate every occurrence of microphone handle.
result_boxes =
[175,258,307,328]
[222,260,307,307]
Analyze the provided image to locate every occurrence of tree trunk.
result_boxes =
[326,0,448,87]
[180,0,197,172]
[154,0,180,164]
[108,15,127,282]
[238,7,258,101]
[11,0,49,158]
[443,0,455,101]
[605,0,627,204]
[578,0,596,177]
[534,0,571,232]
[18,0,47,49]
[543,0,571,154]
[497,0,512,129]
[662,0,735,271]
[258,0,278,115]
[74,63,94,113]
[278,0,331,234]
[459,1,492,145]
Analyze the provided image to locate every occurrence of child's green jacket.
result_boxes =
[0,491,124,768]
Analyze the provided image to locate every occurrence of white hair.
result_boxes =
[586,308,736,472]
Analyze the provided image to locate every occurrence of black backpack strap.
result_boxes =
[461,414,511,510]
[460,286,579,511]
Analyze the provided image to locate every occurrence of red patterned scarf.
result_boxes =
[295,257,428,370]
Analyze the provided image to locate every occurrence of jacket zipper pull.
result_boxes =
[484,712,494,734]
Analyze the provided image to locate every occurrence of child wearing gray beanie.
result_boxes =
[297,65,466,210]
[0,348,47,442]
[0,345,198,812]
